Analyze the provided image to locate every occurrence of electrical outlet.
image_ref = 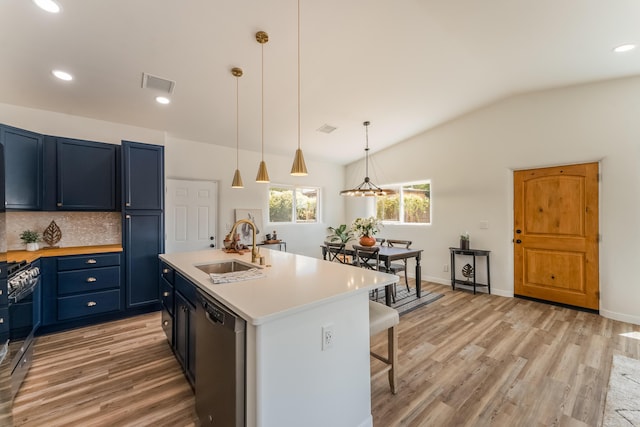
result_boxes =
[322,324,334,351]
[443,264,449,272]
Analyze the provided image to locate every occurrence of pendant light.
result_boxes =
[340,121,396,197]
[290,0,308,176]
[255,31,270,183]
[231,67,244,188]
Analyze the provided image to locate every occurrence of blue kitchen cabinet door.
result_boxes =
[174,282,196,387]
[124,211,164,308]
[0,125,44,210]
[55,137,119,210]
[122,141,164,210]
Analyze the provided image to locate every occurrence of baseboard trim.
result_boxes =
[422,275,513,298]
[600,308,640,326]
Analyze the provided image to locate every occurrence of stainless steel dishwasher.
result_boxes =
[195,290,246,426]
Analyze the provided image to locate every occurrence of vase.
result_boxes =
[359,236,376,247]
[460,239,469,250]
[26,242,39,252]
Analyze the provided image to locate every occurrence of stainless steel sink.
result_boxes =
[195,260,257,275]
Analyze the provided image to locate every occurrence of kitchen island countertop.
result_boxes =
[159,248,398,325]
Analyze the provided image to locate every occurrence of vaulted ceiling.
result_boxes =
[2,0,640,165]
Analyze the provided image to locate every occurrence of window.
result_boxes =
[269,185,319,223]
[376,182,430,224]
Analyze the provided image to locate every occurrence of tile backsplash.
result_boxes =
[7,211,121,250]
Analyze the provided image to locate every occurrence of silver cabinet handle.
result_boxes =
[0,289,3,295]
[0,318,3,324]
[126,215,131,219]
[86,277,97,283]
[126,202,131,207]
[57,202,63,207]
[162,268,170,274]
[87,301,97,307]
[163,291,170,297]
[162,320,169,326]
[86,259,97,264]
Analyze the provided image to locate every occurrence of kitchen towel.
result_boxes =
[209,268,265,284]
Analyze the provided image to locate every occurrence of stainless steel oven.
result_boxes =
[6,260,41,399]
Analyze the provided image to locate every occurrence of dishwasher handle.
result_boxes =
[205,303,225,325]
[198,292,246,333]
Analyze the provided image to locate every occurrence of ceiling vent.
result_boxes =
[317,124,337,134]
[141,72,176,94]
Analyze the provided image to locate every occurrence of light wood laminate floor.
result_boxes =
[12,282,640,426]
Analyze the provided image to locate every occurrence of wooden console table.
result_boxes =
[449,247,491,294]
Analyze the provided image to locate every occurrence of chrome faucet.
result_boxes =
[227,219,260,263]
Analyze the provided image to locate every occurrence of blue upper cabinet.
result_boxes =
[53,138,120,211]
[0,125,44,210]
[122,140,164,211]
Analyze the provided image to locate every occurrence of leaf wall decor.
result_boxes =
[43,220,62,247]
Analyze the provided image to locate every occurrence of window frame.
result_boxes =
[376,180,431,225]
[268,184,321,224]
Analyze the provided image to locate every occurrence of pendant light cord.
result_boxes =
[365,122,370,178]
[236,75,240,169]
[297,0,301,150]
[261,41,265,162]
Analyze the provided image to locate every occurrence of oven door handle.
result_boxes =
[9,276,41,304]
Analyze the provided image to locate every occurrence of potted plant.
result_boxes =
[460,232,470,250]
[20,230,41,251]
[352,217,381,246]
[326,224,354,244]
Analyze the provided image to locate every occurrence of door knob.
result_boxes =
[516,229,522,234]
[210,236,215,240]
[515,239,522,244]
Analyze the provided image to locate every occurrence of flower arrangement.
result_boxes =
[460,232,469,241]
[352,216,381,238]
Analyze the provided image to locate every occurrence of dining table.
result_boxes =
[321,243,423,306]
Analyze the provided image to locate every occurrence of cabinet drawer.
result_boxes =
[57,289,120,321]
[161,278,174,315]
[58,266,121,296]
[58,253,121,271]
[161,306,173,347]
[160,262,174,285]
[175,273,197,306]
[0,282,7,306]
[0,307,8,334]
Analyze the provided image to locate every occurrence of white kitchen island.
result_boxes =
[159,248,398,427]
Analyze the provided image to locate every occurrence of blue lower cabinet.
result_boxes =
[173,273,197,387]
[124,211,163,308]
[57,266,121,295]
[57,289,121,321]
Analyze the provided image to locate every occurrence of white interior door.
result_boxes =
[165,179,218,253]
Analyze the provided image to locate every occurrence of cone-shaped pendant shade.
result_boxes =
[290,148,308,176]
[231,169,244,188]
[256,160,270,183]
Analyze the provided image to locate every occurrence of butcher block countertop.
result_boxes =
[7,244,123,263]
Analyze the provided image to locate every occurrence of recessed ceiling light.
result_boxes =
[155,96,170,105]
[613,44,636,53]
[33,0,61,13]
[51,70,73,81]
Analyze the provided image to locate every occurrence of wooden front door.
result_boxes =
[514,162,599,310]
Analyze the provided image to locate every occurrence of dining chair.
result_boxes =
[353,244,380,270]
[368,300,399,394]
[324,241,348,264]
[386,239,412,292]
[375,237,386,246]
[354,245,396,303]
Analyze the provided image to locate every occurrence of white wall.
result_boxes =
[162,136,346,258]
[345,76,640,325]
